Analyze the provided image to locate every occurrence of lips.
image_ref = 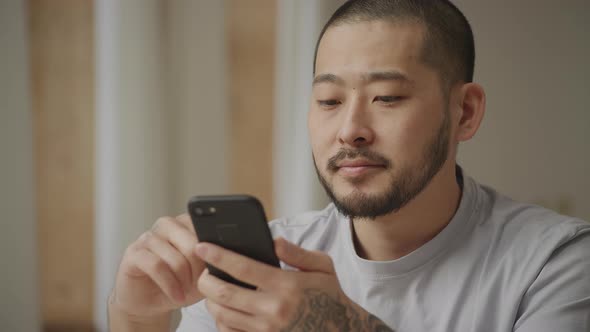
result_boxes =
[326,149,391,175]
[336,159,385,177]
[337,159,384,168]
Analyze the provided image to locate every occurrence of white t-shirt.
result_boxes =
[177,173,590,331]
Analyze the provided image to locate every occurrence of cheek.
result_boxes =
[374,109,439,163]
[391,117,427,146]
[308,110,337,158]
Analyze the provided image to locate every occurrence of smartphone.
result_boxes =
[187,195,280,289]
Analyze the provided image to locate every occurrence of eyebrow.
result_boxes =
[366,70,412,84]
[312,70,413,87]
[312,73,344,86]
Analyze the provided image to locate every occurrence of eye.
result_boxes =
[317,99,341,109]
[373,96,403,105]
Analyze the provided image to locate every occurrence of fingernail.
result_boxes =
[277,237,291,250]
[176,289,186,303]
[195,243,208,257]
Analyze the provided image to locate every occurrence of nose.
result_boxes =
[337,98,375,147]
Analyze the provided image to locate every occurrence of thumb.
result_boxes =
[274,237,335,274]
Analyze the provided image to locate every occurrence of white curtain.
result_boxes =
[94,1,228,330]
[273,0,345,218]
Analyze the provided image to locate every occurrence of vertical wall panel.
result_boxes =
[227,0,276,217]
[29,0,95,330]
[0,0,40,330]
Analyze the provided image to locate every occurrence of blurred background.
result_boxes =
[1,0,588,331]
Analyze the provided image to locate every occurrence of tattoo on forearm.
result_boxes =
[366,313,396,332]
[281,289,395,332]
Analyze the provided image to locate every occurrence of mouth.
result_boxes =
[335,160,386,177]
[325,149,391,180]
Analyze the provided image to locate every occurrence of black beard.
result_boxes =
[314,108,450,220]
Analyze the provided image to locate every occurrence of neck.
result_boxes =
[351,163,462,261]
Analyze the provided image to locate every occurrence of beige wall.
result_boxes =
[0,1,40,331]
[455,0,590,220]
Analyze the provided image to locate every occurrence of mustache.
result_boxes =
[327,148,392,171]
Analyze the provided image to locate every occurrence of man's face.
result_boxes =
[309,21,453,219]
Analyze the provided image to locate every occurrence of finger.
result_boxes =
[206,299,267,332]
[151,217,205,287]
[152,215,192,235]
[197,269,275,316]
[195,242,284,290]
[143,232,192,294]
[216,323,243,332]
[132,249,185,303]
[175,213,196,234]
[274,237,335,273]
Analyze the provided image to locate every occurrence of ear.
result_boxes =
[454,82,486,142]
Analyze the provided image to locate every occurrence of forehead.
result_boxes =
[315,20,427,80]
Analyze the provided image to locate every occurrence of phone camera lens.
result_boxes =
[195,207,204,216]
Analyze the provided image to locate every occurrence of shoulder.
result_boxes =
[464,175,590,270]
[268,203,343,251]
[470,180,590,288]
[468,180,590,330]
[476,182,589,250]
[509,211,590,330]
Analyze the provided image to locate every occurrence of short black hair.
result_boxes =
[313,0,475,90]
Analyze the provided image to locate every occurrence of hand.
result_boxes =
[111,214,206,322]
[196,237,394,332]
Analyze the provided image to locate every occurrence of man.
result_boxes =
[109,0,590,331]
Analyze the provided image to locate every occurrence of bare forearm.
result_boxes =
[362,313,396,332]
[344,292,395,332]
[108,293,172,332]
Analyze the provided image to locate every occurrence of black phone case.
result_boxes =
[187,195,280,289]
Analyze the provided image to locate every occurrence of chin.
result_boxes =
[336,173,390,191]
[333,183,389,201]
